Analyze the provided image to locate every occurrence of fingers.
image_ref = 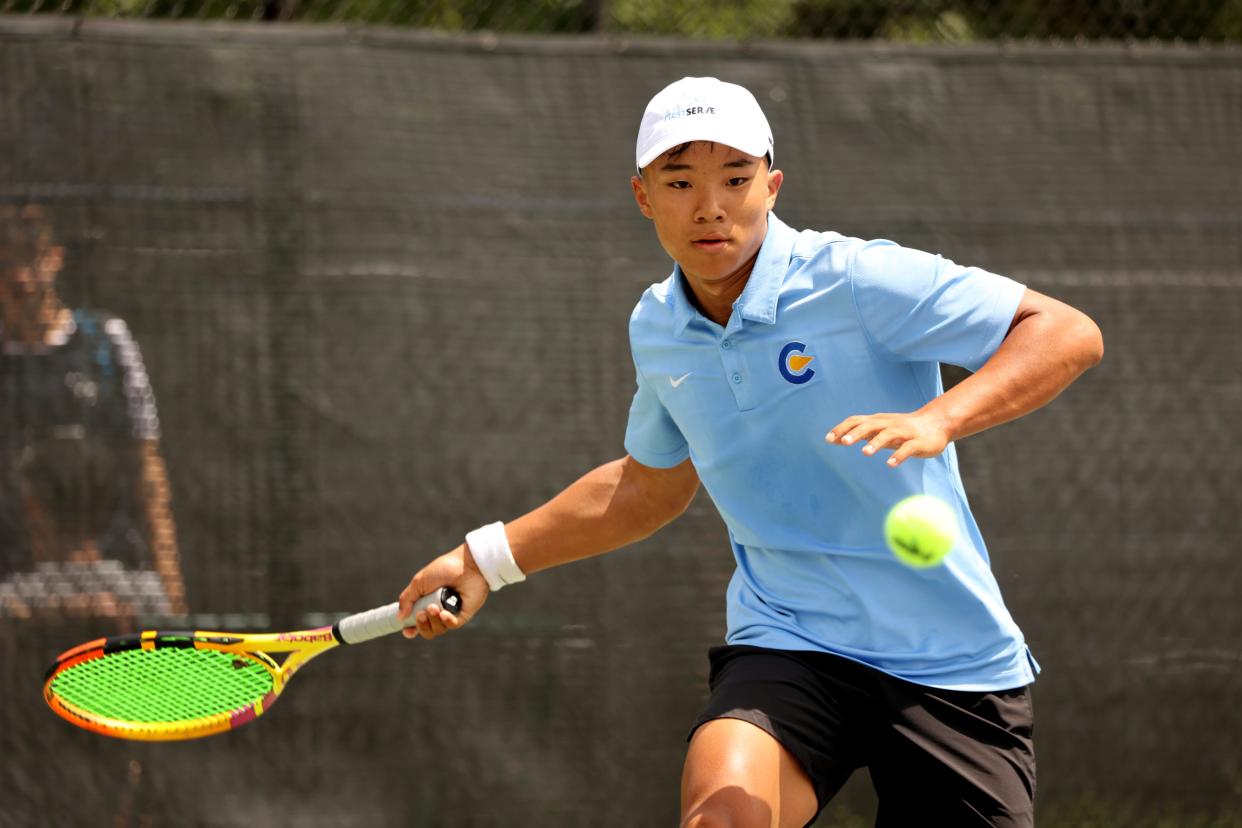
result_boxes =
[406,603,463,639]
[824,415,868,446]
[825,414,895,452]
[398,584,460,640]
[826,413,948,468]
[859,426,914,467]
[885,440,922,468]
[397,544,490,641]
[396,581,426,617]
[397,587,462,638]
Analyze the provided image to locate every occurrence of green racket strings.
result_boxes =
[50,647,274,724]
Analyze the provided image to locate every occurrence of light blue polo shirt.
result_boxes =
[624,214,1036,691]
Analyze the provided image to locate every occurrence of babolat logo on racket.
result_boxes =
[275,630,335,644]
[778,341,816,385]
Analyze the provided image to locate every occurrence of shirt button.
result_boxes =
[731,372,742,384]
[721,339,733,350]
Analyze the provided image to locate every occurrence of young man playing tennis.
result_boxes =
[399,77,1103,827]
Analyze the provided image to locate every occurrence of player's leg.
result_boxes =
[680,717,820,828]
[869,684,1036,827]
[682,645,866,828]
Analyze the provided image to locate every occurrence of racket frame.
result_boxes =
[44,625,341,741]
[43,589,458,741]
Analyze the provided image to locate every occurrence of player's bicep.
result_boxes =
[994,286,1104,376]
[1004,286,1093,335]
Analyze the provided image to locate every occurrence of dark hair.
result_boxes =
[0,203,55,258]
[649,141,772,171]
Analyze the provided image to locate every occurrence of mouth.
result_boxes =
[691,235,730,251]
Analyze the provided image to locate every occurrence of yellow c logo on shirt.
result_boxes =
[778,341,816,384]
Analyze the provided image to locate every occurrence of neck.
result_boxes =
[681,247,761,328]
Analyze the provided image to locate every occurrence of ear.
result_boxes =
[764,168,784,211]
[631,175,654,220]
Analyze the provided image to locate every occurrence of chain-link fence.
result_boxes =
[3,0,1242,41]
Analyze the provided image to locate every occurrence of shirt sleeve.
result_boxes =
[103,317,162,441]
[848,240,1026,372]
[622,353,690,469]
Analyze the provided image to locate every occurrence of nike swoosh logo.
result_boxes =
[669,372,692,388]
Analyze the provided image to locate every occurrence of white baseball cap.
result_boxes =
[635,77,774,172]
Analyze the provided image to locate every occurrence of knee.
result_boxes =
[680,788,771,828]
[680,813,729,828]
[680,808,735,828]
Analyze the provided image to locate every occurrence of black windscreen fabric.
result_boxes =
[1,20,1240,826]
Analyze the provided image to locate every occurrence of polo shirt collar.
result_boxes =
[735,213,796,325]
[670,213,797,338]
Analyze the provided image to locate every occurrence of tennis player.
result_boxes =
[399,77,1103,827]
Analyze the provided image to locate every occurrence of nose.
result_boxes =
[693,188,725,224]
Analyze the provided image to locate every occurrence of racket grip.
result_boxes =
[335,588,463,645]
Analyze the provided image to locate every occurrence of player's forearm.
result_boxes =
[502,455,698,576]
[925,293,1103,442]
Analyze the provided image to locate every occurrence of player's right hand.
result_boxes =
[397,543,489,640]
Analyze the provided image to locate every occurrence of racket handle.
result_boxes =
[335,588,463,645]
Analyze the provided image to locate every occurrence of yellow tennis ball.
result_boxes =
[884,495,957,568]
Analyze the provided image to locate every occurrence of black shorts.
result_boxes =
[689,645,1036,827]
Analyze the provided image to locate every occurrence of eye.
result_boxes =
[667,180,691,190]
[728,177,749,187]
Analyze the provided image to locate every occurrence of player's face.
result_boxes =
[631,142,783,288]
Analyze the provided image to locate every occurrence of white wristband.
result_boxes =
[465,522,525,592]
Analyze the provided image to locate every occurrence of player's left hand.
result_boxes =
[825,411,952,468]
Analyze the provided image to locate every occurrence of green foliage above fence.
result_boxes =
[4,0,1242,41]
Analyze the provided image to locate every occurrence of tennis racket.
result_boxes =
[43,588,461,741]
